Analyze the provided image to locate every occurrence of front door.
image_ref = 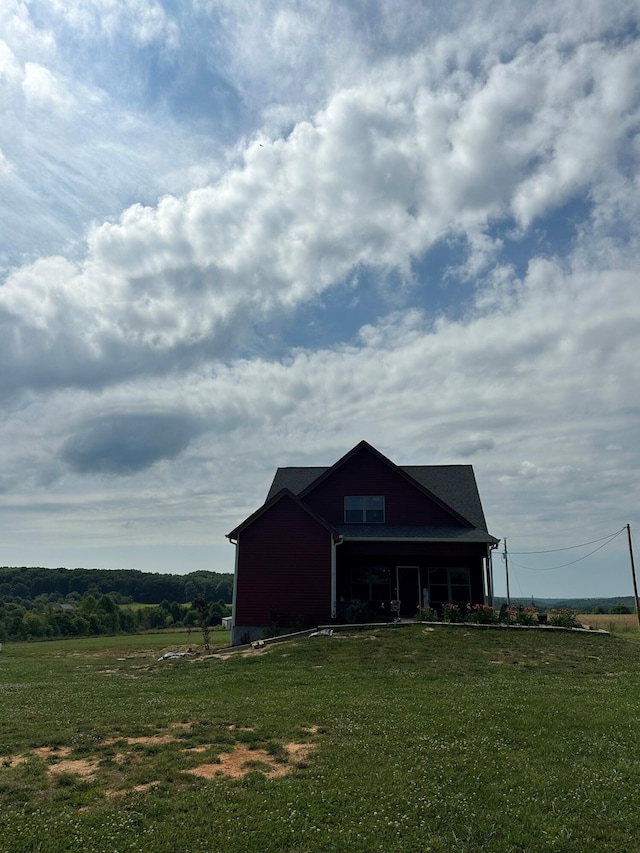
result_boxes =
[396,566,420,617]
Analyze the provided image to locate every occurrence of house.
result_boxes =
[226,440,499,645]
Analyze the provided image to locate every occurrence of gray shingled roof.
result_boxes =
[401,465,489,531]
[332,524,496,543]
[267,467,327,500]
[266,463,494,537]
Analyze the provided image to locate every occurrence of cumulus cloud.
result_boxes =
[1,18,638,402]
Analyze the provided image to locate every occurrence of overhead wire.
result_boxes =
[508,528,625,572]
[510,528,626,555]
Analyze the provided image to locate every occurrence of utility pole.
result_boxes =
[627,524,640,630]
[504,538,511,610]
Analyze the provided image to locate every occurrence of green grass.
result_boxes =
[1,626,640,852]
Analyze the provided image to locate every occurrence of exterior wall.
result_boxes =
[303,447,462,527]
[233,496,332,642]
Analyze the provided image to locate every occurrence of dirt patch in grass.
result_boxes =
[103,734,179,746]
[33,747,73,760]
[124,734,178,746]
[48,759,99,779]
[1,721,320,791]
[106,781,161,798]
[186,740,317,780]
[169,721,194,732]
[286,742,315,762]
[216,647,270,660]
[2,755,27,769]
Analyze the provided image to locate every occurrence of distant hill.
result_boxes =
[0,566,233,605]
[494,596,636,614]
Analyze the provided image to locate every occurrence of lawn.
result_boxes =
[1,625,639,852]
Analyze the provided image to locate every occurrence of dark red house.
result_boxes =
[226,441,499,645]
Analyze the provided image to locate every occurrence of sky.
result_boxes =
[1,0,639,600]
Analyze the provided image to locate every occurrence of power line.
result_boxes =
[510,528,625,555]
[509,529,625,572]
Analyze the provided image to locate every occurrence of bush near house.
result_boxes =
[413,606,438,622]
[442,603,462,623]
[547,608,578,628]
[467,604,498,624]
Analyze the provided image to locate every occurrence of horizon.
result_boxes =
[1,1,639,601]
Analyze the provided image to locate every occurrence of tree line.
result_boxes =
[0,567,234,642]
[0,566,232,605]
[0,594,229,642]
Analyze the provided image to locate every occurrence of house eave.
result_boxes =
[341,535,498,544]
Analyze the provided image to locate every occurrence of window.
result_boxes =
[351,566,391,602]
[428,567,471,608]
[344,496,385,523]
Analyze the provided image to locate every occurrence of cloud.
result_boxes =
[32,0,179,47]
[60,411,204,475]
[22,61,73,110]
[452,439,496,458]
[1,20,638,403]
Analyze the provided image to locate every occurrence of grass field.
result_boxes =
[1,625,640,852]
[576,612,640,635]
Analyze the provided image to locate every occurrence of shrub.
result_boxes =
[500,607,518,624]
[442,603,462,623]
[515,606,538,626]
[467,604,497,624]
[341,599,385,624]
[414,606,438,623]
[547,608,578,628]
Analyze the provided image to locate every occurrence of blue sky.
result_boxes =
[1,0,639,598]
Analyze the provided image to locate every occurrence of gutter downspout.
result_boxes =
[331,535,344,619]
[229,534,239,630]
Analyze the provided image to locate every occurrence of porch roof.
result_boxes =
[333,524,498,544]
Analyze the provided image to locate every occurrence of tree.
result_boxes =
[192,598,212,649]
[611,603,631,614]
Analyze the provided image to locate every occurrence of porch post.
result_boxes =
[486,550,494,607]
[331,535,344,619]
[331,535,337,619]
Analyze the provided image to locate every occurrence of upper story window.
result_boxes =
[344,495,385,524]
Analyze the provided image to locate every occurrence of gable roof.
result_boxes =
[401,465,490,531]
[226,487,338,541]
[266,441,492,534]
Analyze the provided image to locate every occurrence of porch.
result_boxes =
[334,540,490,620]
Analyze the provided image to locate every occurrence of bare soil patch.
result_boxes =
[186,740,316,780]
[1,721,320,790]
[103,734,179,746]
[33,747,73,759]
[48,759,98,780]
[106,781,160,798]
